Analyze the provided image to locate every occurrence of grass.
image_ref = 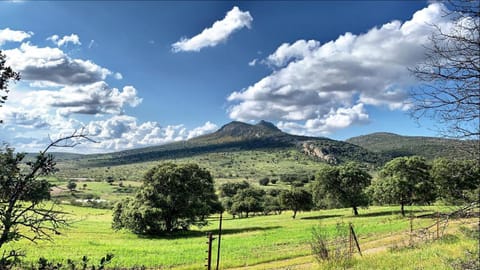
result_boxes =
[4,204,476,269]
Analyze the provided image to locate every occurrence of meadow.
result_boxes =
[5,204,477,269]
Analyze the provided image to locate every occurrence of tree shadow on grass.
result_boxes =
[136,226,282,239]
[300,214,343,220]
[358,209,427,218]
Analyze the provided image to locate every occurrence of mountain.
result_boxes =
[346,132,476,160]
[72,121,383,167]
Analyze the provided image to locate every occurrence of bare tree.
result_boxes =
[410,0,479,139]
[0,131,95,251]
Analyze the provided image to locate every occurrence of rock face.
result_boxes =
[302,142,338,164]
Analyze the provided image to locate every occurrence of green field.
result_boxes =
[4,204,477,269]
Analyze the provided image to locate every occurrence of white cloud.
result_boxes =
[278,104,369,136]
[48,34,81,47]
[4,43,112,86]
[248,58,258,66]
[228,3,452,135]
[114,72,123,80]
[266,39,320,67]
[172,6,253,52]
[19,82,142,116]
[0,28,32,46]
[187,121,218,139]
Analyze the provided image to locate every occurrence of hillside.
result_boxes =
[70,121,383,167]
[346,132,476,160]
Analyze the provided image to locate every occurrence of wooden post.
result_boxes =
[206,233,214,270]
[216,213,223,270]
[409,211,413,245]
[350,224,362,256]
[349,223,353,255]
[436,212,440,239]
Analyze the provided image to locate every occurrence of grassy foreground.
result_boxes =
[4,205,477,269]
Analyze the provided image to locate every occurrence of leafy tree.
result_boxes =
[279,188,313,219]
[410,0,479,139]
[219,181,250,197]
[67,180,77,192]
[313,162,371,216]
[258,177,269,186]
[0,50,20,123]
[112,163,222,234]
[105,176,114,185]
[431,158,480,204]
[370,156,436,216]
[230,187,266,218]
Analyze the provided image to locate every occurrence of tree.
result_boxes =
[0,50,21,123]
[370,156,436,216]
[279,188,313,219]
[230,187,266,218]
[313,162,371,216]
[431,158,479,204]
[410,0,479,139]
[0,132,93,250]
[112,163,222,234]
[258,177,269,186]
[67,180,77,192]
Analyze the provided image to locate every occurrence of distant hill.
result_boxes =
[346,132,476,160]
[69,121,384,167]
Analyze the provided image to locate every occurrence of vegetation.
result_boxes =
[279,188,313,219]
[410,0,479,139]
[312,162,371,216]
[112,163,222,234]
[0,50,20,123]
[346,132,475,160]
[370,156,436,216]
[3,205,476,269]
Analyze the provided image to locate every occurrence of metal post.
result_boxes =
[216,213,223,270]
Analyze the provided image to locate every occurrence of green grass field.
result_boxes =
[4,204,477,269]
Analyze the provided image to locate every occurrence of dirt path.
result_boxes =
[225,219,477,269]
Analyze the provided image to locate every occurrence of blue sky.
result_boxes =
[0,1,455,153]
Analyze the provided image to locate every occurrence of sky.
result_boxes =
[0,1,459,153]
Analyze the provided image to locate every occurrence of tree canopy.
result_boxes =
[431,158,479,204]
[370,156,435,216]
[279,188,313,219]
[312,162,371,216]
[112,163,222,234]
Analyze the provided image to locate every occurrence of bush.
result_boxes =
[259,177,269,186]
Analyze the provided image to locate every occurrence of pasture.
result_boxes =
[5,204,477,269]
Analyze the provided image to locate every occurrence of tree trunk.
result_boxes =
[353,206,359,216]
[292,210,297,219]
[401,202,405,217]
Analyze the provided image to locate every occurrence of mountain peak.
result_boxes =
[202,120,282,141]
[255,120,281,132]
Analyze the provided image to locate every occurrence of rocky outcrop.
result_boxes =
[302,142,338,164]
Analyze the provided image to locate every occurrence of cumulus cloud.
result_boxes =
[47,34,81,47]
[187,121,218,139]
[228,3,452,135]
[4,43,111,86]
[0,28,32,46]
[19,82,142,116]
[83,117,217,151]
[172,6,253,52]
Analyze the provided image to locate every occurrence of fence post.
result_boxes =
[349,223,353,255]
[205,232,214,270]
[216,213,223,270]
[436,212,440,239]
